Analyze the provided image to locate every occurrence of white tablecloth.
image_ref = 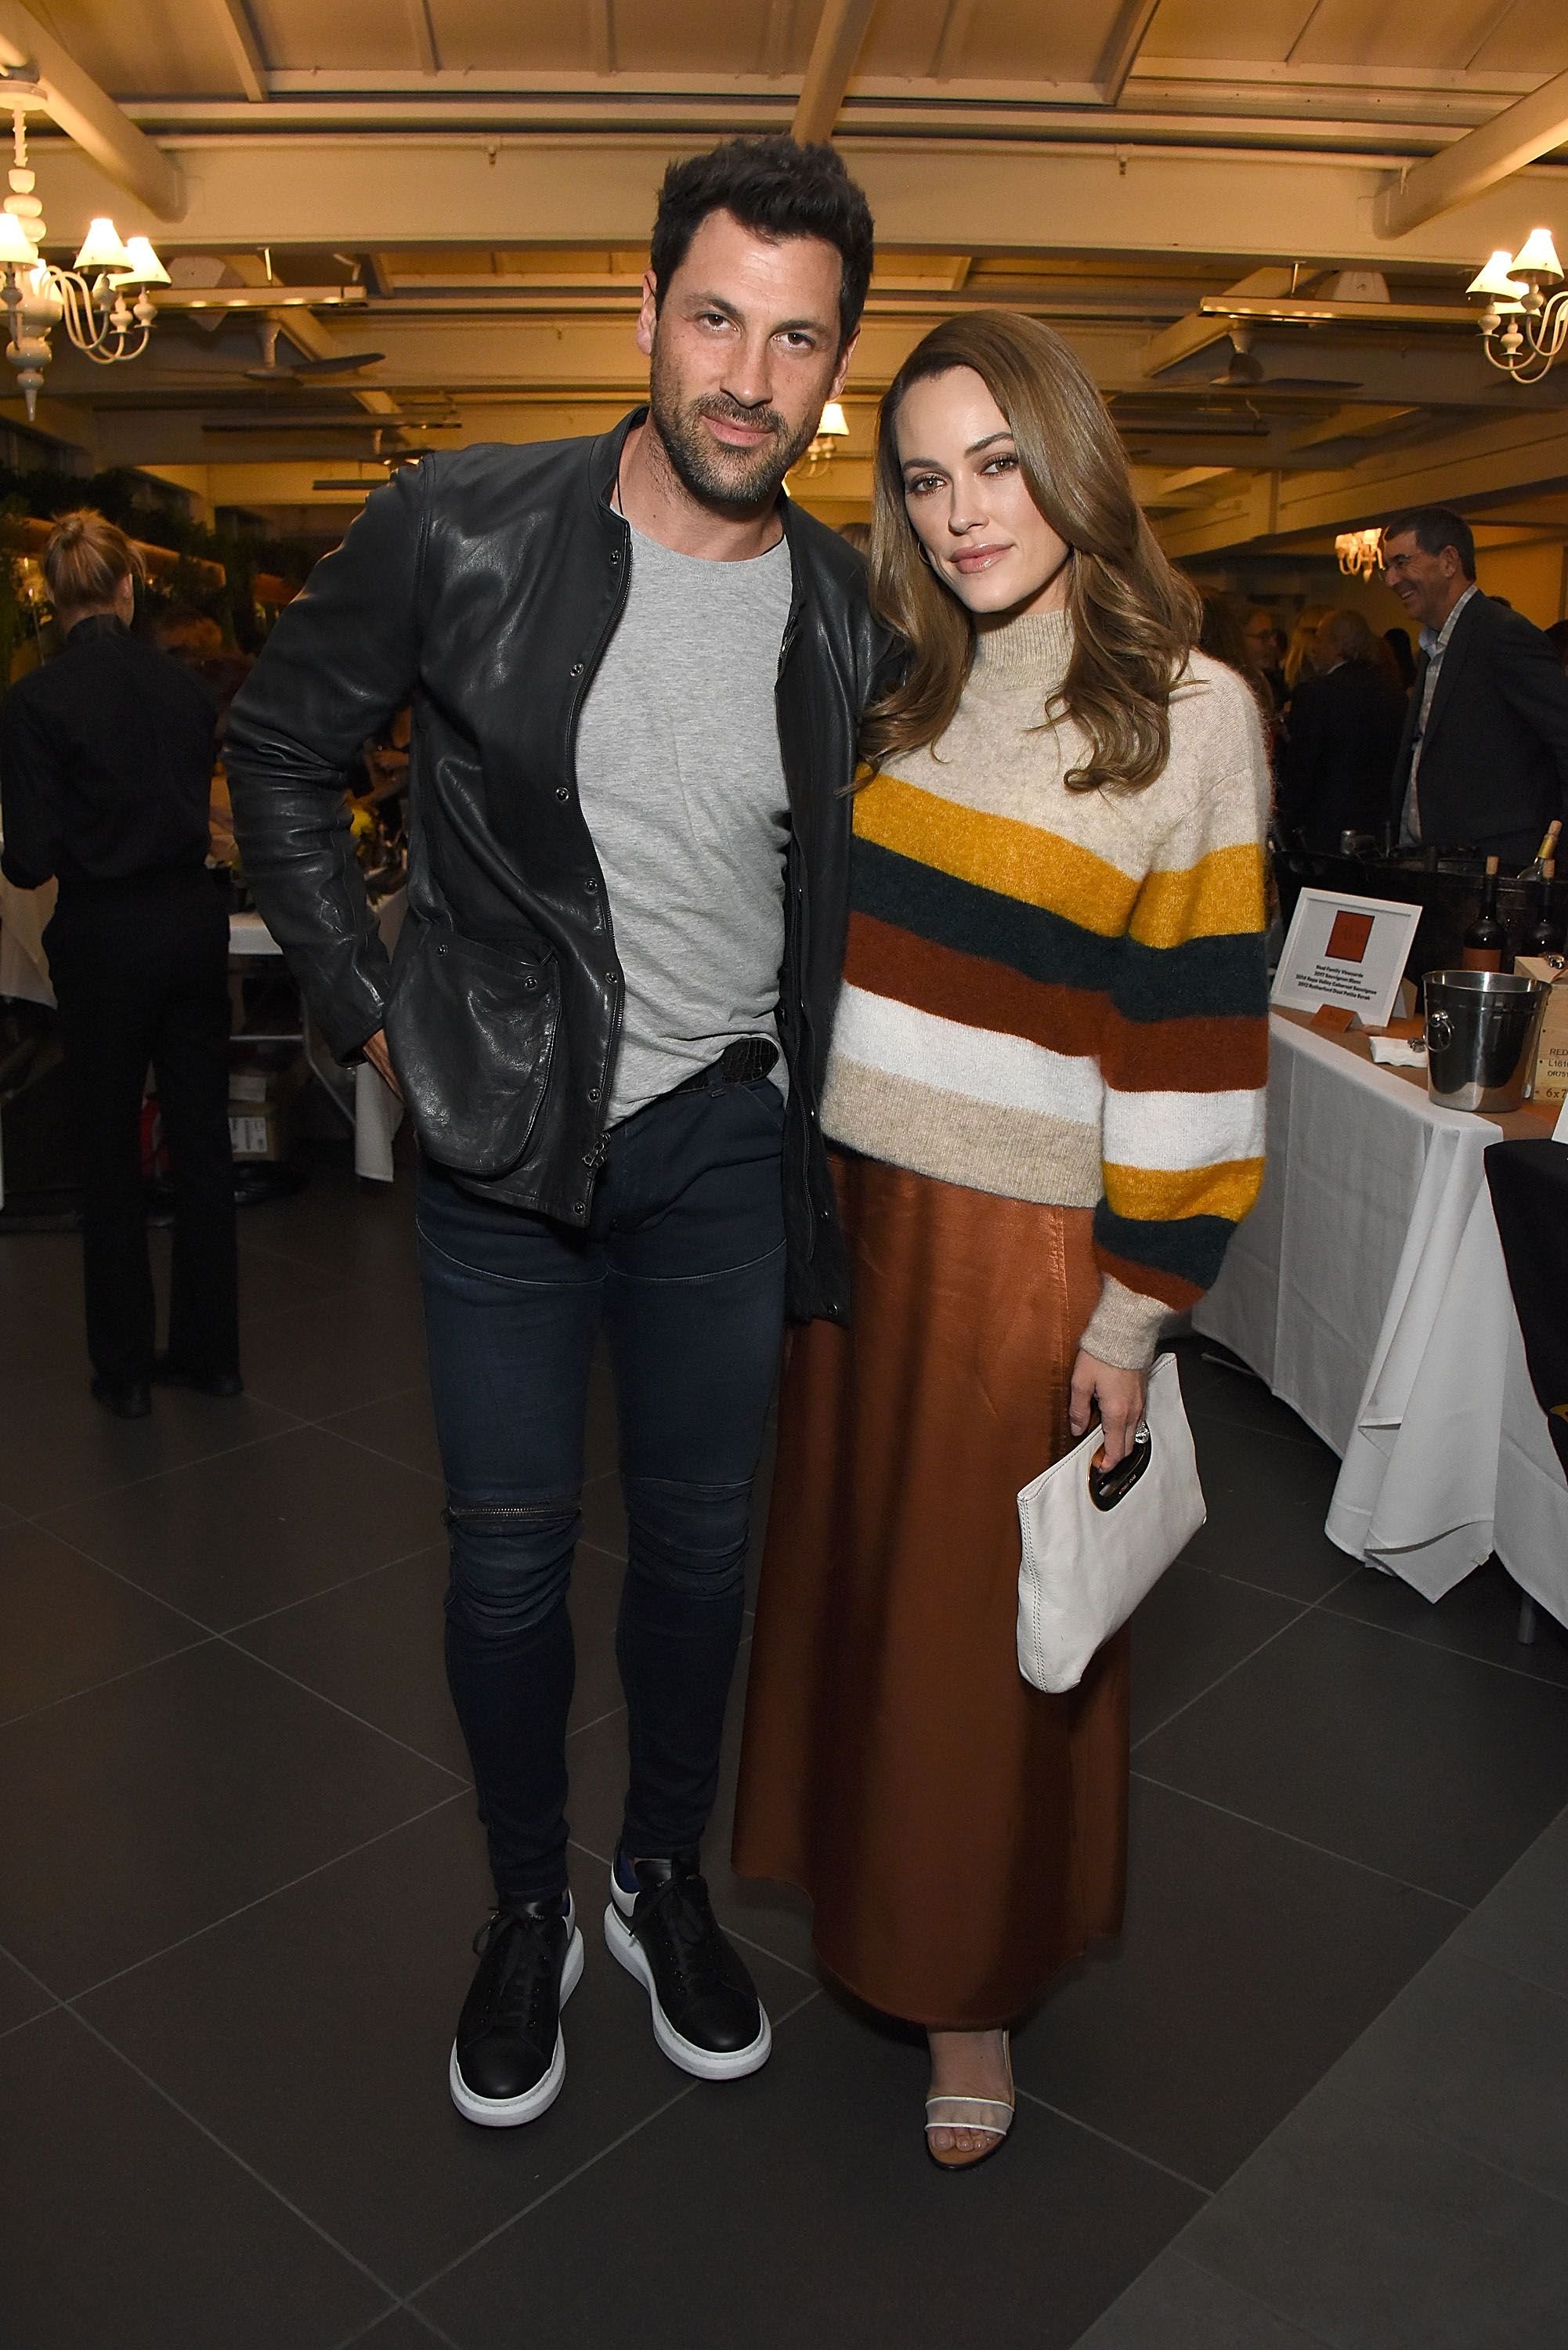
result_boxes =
[1194,1014,1568,1628]
[230,900,406,1183]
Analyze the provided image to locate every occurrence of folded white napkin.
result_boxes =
[1369,1036,1428,1068]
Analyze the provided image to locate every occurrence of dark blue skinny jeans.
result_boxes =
[416,1078,786,1908]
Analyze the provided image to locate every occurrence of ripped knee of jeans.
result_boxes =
[621,1474,752,1598]
[443,1493,580,1638]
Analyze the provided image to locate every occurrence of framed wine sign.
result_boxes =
[1271,888,1423,1031]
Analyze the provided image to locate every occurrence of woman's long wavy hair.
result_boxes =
[861,311,1200,793]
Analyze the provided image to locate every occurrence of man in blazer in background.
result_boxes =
[1382,505,1568,865]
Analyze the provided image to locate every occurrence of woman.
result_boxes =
[732,313,1270,2169]
[1281,604,1328,712]
[1277,606,1407,852]
[0,512,239,1415]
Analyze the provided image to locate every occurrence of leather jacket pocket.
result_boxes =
[385,918,561,1179]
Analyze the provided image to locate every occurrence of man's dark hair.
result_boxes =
[1383,505,1477,580]
[649,137,874,349]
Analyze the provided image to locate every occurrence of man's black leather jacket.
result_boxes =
[225,410,894,1322]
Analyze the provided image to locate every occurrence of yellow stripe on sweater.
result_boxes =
[1131,844,1266,948]
[856,773,1138,938]
[1103,1158,1265,1224]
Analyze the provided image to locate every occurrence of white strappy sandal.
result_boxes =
[924,2034,1015,2174]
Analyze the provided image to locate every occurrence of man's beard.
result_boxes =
[648,338,823,509]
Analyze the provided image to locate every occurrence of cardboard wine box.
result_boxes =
[1518,957,1568,1106]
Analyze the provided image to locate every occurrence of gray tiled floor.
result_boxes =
[2,1150,1567,2348]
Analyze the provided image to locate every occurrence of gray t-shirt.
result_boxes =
[575,521,793,1120]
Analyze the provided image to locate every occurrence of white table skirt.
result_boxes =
[230,900,406,1183]
[1194,1014,1568,1629]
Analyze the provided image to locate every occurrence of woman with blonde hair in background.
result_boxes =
[1281,603,1330,707]
[733,312,1270,2168]
[0,511,238,1416]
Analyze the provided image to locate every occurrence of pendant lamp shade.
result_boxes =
[110,237,170,287]
[73,217,134,273]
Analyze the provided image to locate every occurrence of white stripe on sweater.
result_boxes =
[830,982,1103,1124]
[1101,1084,1266,1171]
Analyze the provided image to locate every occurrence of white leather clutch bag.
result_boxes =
[1017,1350,1205,1695]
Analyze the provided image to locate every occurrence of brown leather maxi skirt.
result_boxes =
[732,1151,1129,2029]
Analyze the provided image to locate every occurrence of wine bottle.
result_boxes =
[1461,855,1509,973]
[1526,859,1564,960]
[1525,819,1563,880]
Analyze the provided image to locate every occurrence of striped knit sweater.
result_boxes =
[819,606,1271,1371]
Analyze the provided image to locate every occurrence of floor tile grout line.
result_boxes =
[406,2079,703,2305]
[1310,1593,1568,1692]
[1170,2250,1344,2350]
[1131,1603,1314,1752]
[305,1421,445,1486]
[0,1950,414,2322]
[565,1701,628,1742]
[15,1522,236,1635]
[220,1538,450,1635]
[1176,1554,1361,1609]
[1129,1770,1473,1911]
[12,1412,313,1524]
[1012,2085,1213,2200]
[212,1632,474,1783]
[0,1635,219,1734]
[0,2000,62,2042]
[1131,1558,1368,1753]
[1442,1942,1568,2013]
[34,1789,474,2007]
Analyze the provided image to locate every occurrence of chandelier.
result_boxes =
[1467,229,1566,384]
[1335,526,1385,578]
[793,400,849,478]
[0,99,169,420]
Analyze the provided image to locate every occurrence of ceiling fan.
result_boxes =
[243,320,385,383]
[1209,324,1360,395]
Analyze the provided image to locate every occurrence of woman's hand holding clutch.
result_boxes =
[1068,1351,1148,1469]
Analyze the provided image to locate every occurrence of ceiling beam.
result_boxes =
[761,0,797,78]
[26,132,1568,273]
[205,0,267,105]
[0,1,184,218]
[1096,0,1161,107]
[584,0,616,81]
[1375,65,1568,238]
[793,0,879,144]
[404,0,439,78]
[928,0,978,82]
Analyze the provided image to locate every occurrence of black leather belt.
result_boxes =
[669,1038,779,1094]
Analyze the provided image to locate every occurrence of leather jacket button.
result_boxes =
[587,1086,600,1102]
[555,786,569,801]
[585,876,599,893]
[570,661,585,677]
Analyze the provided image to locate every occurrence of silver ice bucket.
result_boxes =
[1424,968,1550,1113]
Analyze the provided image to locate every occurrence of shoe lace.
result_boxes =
[472,1909,558,2037]
[645,1873,728,1998]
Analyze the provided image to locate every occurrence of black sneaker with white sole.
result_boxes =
[605,1852,771,2081]
[449,1894,583,2128]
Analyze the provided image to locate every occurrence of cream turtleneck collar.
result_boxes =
[967,602,1071,694]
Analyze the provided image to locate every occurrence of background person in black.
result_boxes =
[0,511,240,1417]
[1278,607,1408,851]
[1383,505,1568,863]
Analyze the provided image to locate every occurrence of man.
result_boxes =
[1382,506,1568,863]
[1242,603,1286,713]
[226,138,887,2128]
